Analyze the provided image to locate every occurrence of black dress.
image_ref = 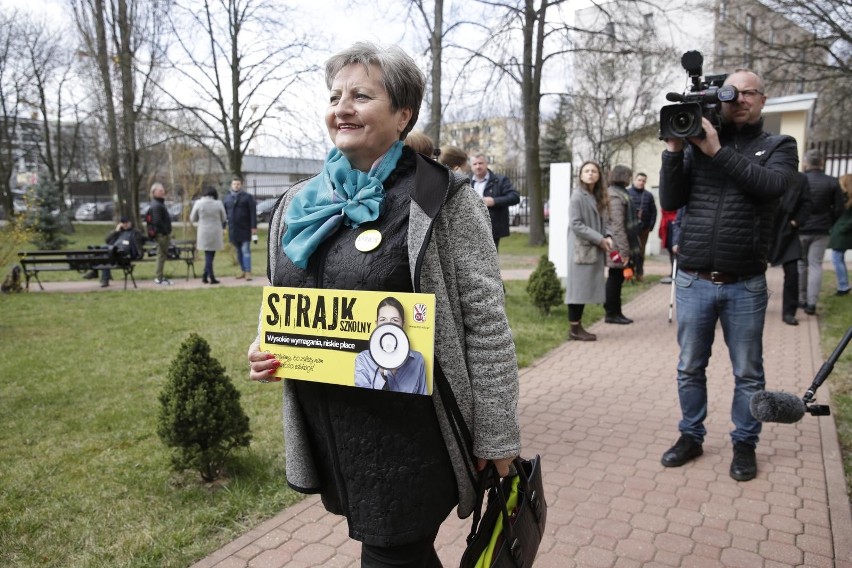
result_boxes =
[273,152,458,546]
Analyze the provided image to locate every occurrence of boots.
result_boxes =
[202,272,209,284]
[569,322,597,341]
[235,271,245,279]
[245,272,253,281]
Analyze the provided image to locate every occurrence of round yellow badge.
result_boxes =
[355,229,382,252]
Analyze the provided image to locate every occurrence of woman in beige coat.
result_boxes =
[189,186,227,284]
[604,164,641,324]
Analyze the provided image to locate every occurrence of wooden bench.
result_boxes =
[17,248,137,291]
[139,239,197,281]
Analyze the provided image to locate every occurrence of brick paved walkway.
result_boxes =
[185,264,851,568]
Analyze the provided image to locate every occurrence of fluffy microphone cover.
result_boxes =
[749,391,806,423]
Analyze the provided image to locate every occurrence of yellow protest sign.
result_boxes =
[260,287,436,395]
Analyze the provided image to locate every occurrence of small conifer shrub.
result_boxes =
[157,333,252,482]
[23,180,72,250]
[526,254,564,316]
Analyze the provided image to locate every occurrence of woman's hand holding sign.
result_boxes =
[247,340,281,383]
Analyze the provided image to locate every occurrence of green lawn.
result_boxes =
[1,224,849,566]
[0,287,296,567]
[818,271,852,495]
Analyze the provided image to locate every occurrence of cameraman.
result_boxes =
[659,69,798,482]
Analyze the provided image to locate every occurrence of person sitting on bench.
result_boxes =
[83,217,145,287]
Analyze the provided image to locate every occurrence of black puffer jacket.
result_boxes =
[659,119,798,275]
[148,197,172,237]
[800,168,844,235]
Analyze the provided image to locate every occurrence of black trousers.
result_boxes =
[782,260,799,318]
[636,228,651,277]
[361,533,442,568]
[568,303,585,322]
[604,268,625,315]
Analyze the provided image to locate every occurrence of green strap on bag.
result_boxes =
[474,475,520,568]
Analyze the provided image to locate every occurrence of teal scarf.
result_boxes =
[282,141,403,269]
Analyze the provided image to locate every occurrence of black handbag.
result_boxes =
[433,364,547,568]
[459,455,547,568]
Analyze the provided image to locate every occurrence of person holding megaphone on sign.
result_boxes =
[354,296,426,394]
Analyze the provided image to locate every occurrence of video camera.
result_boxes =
[659,51,737,139]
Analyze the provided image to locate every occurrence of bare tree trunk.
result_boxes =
[90,0,124,216]
[523,0,546,246]
[229,0,242,177]
[425,0,443,146]
[117,0,138,219]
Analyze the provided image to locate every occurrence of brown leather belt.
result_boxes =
[691,271,744,285]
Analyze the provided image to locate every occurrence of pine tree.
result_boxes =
[540,95,573,170]
[23,180,72,250]
[157,333,252,482]
[526,254,564,316]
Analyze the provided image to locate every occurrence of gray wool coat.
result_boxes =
[190,197,227,252]
[261,157,521,518]
[565,187,608,305]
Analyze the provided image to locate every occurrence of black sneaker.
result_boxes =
[730,442,757,481]
[661,435,703,467]
[804,304,816,315]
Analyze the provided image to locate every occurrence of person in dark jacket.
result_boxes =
[658,69,799,482]
[830,174,852,295]
[148,183,173,285]
[627,172,657,281]
[797,149,845,314]
[246,42,519,568]
[769,173,812,325]
[470,154,520,250]
[82,217,145,287]
[222,176,257,280]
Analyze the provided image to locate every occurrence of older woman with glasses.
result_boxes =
[246,42,520,567]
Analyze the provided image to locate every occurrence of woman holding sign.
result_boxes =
[247,42,519,567]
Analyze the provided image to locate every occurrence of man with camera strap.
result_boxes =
[658,68,799,482]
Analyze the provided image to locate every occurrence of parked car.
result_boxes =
[74,201,115,221]
[509,197,549,226]
[509,197,528,226]
[0,190,27,220]
[256,198,278,223]
[167,202,183,221]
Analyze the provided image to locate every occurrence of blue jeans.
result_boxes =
[233,240,251,273]
[675,271,768,446]
[203,250,216,279]
[833,249,850,292]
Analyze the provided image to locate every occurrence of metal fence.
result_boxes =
[807,139,852,178]
[494,166,555,226]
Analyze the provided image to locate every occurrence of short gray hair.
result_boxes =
[150,182,165,198]
[804,149,824,168]
[325,42,425,139]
